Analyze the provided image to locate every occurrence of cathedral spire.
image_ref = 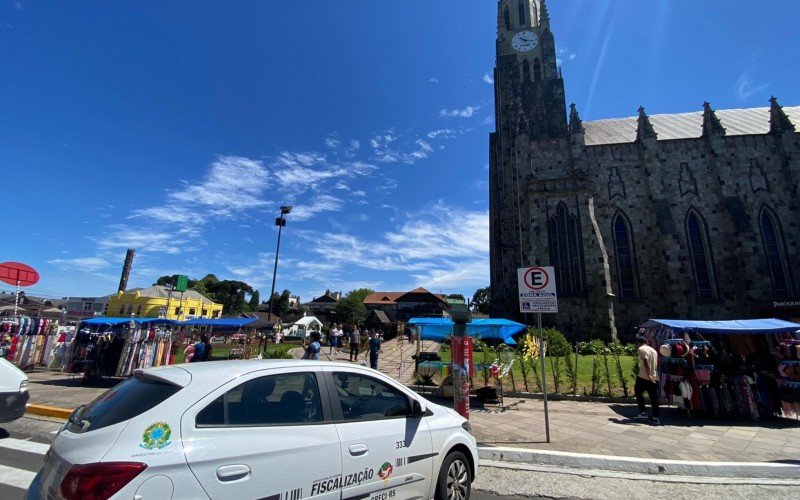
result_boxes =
[539,0,551,27]
[702,102,725,137]
[569,103,584,133]
[769,96,796,134]
[636,106,657,141]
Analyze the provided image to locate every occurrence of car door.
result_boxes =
[324,368,434,500]
[181,367,342,500]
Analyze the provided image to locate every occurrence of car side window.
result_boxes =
[196,372,322,426]
[333,372,411,421]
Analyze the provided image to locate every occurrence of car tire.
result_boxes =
[435,451,471,500]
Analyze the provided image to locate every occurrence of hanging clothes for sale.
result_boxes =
[638,318,800,421]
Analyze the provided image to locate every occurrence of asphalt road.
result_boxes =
[3,417,797,500]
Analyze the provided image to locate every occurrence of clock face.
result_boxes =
[511,30,538,52]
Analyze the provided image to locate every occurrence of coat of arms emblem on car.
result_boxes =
[141,421,172,450]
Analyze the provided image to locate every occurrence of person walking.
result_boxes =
[367,330,382,370]
[634,335,660,425]
[303,332,322,360]
[328,323,338,355]
[349,326,361,362]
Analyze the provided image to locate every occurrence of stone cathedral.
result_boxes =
[489,0,800,340]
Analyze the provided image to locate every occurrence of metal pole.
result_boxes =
[13,280,20,317]
[267,217,284,324]
[538,312,551,443]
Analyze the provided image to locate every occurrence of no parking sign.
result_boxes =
[517,266,558,313]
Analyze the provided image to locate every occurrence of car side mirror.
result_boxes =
[411,399,426,417]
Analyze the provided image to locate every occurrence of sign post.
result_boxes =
[518,266,558,443]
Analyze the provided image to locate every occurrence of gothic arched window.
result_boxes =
[522,63,531,82]
[686,210,717,300]
[530,1,539,25]
[503,7,510,31]
[548,202,586,296]
[518,0,527,27]
[760,207,792,300]
[612,212,639,300]
[533,59,542,81]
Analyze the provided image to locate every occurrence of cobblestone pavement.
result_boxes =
[25,337,800,464]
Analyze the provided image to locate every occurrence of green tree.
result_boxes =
[248,290,260,311]
[267,289,292,317]
[447,293,466,302]
[471,286,491,314]
[334,288,374,325]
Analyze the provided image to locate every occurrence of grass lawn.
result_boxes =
[437,351,638,397]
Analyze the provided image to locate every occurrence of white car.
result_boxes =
[0,356,29,423]
[27,360,477,500]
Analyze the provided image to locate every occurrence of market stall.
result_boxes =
[637,318,800,420]
[407,317,526,391]
[180,317,258,359]
[1,316,63,370]
[67,317,178,379]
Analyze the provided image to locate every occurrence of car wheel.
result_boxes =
[435,451,471,500]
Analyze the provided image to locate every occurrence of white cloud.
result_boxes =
[91,224,194,255]
[351,190,366,197]
[736,70,768,100]
[569,53,576,60]
[483,116,494,126]
[129,206,195,224]
[334,181,350,191]
[429,77,440,83]
[325,137,341,149]
[439,106,480,118]
[48,257,110,272]
[483,73,494,84]
[427,129,456,139]
[291,195,344,221]
[170,156,270,215]
[301,203,489,290]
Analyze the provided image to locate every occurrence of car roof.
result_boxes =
[138,359,389,387]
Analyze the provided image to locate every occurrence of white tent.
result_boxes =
[283,315,323,338]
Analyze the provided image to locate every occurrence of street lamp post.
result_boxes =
[264,205,292,354]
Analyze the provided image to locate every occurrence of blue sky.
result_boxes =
[2,0,798,304]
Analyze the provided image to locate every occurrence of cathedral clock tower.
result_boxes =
[493,0,567,139]
[489,0,570,318]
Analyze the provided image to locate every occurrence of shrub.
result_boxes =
[263,344,294,359]
[577,339,606,355]
[527,327,571,357]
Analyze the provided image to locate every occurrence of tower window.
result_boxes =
[503,7,510,31]
[522,63,531,82]
[612,212,639,300]
[686,210,717,300]
[518,0,527,27]
[547,202,586,296]
[760,207,792,300]
[534,59,542,81]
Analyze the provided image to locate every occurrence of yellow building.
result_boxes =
[107,286,223,321]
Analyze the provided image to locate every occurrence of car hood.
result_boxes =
[0,358,27,392]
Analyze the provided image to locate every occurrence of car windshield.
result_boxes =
[66,376,182,433]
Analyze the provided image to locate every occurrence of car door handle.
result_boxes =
[217,464,251,482]
[349,444,369,456]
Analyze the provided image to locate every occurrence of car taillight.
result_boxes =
[60,462,147,500]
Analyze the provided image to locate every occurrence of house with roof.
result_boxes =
[106,285,223,320]
[363,287,449,323]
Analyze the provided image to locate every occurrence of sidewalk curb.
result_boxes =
[26,404,72,420]
[477,446,800,479]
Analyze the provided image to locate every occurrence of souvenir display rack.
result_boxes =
[638,318,800,420]
[67,318,178,379]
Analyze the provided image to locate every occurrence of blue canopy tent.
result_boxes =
[181,318,257,328]
[640,318,800,336]
[407,317,525,345]
[81,317,179,326]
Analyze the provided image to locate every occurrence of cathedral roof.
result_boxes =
[583,105,800,146]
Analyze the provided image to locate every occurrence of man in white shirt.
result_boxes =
[634,335,660,425]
